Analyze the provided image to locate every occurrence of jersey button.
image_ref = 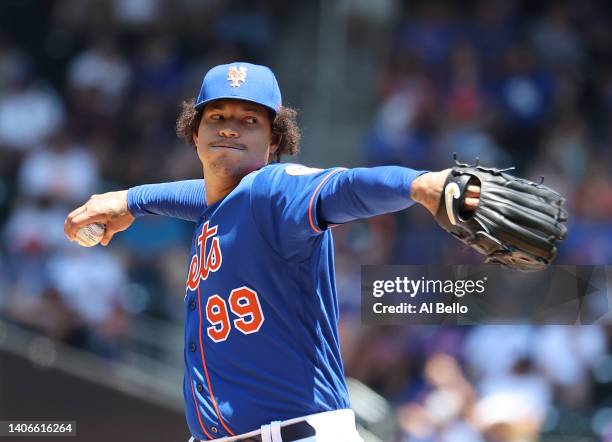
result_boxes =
[196,383,203,393]
[189,299,196,310]
[210,427,218,434]
[189,343,196,352]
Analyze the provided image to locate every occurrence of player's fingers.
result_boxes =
[64,220,78,240]
[67,205,87,219]
[64,217,74,239]
[65,206,88,239]
[64,216,85,240]
[466,185,481,197]
[65,212,108,240]
[464,197,480,210]
[71,211,108,227]
[100,228,114,247]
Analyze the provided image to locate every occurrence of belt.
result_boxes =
[191,409,356,442]
[235,420,316,442]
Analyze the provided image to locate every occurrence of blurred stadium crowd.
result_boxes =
[0,0,610,441]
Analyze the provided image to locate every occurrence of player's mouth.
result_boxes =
[209,142,246,151]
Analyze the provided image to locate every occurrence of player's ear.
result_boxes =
[268,133,281,163]
[270,132,281,154]
[191,110,203,146]
[192,128,199,146]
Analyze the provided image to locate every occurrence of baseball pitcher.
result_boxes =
[64,62,566,442]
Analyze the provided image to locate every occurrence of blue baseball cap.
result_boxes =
[194,62,282,114]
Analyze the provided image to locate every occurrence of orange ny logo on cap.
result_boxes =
[227,66,247,88]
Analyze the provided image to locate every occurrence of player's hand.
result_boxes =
[410,169,480,216]
[64,190,135,246]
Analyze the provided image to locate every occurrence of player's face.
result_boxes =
[193,99,279,181]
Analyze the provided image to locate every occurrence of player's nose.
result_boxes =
[219,127,239,138]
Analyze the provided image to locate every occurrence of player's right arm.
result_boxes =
[64,179,205,246]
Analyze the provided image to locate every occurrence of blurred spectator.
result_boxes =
[214,0,274,60]
[435,42,511,166]
[468,0,516,64]
[573,158,612,222]
[472,358,551,440]
[365,51,437,168]
[493,43,556,167]
[464,325,533,380]
[0,58,64,151]
[46,247,129,357]
[531,326,606,403]
[5,286,87,348]
[0,40,28,93]
[397,3,460,68]
[3,198,68,257]
[17,128,100,203]
[132,36,183,105]
[396,352,481,442]
[443,43,487,124]
[112,0,162,26]
[530,4,584,69]
[67,37,132,115]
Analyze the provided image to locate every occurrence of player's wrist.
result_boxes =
[115,190,132,217]
[410,170,449,216]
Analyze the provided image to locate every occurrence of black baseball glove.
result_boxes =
[435,157,568,271]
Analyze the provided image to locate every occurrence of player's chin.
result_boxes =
[209,156,246,178]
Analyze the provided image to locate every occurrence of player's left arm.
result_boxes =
[408,169,480,215]
[316,167,479,226]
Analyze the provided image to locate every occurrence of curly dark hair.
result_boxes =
[176,99,301,162]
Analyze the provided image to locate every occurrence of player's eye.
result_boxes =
[209,114,223,121]
[244,117,257,124]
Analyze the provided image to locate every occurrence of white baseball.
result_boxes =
[75,223,105,247]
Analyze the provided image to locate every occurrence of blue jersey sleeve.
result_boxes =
[249,164,426,259]
[317,166,427,224]
[127,180,206,222]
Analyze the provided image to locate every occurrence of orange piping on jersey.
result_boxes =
[190,377,213,440]
[197,284,236,436]
[308,169,344,234]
